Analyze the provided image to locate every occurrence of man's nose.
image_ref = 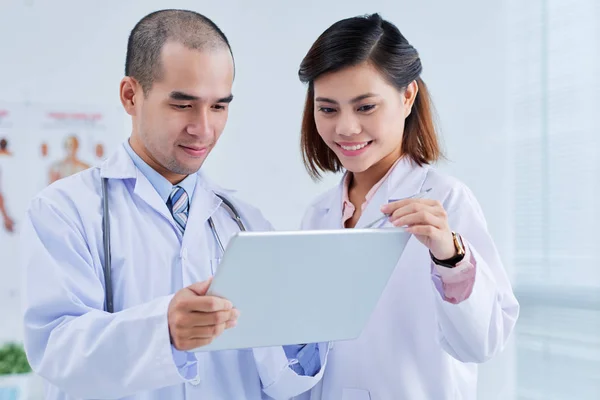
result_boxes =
[187,108,212,136]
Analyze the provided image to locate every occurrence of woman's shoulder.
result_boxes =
[424,166,470,193]
[423,165,484,218]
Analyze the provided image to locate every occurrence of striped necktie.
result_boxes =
[168,186,188,234]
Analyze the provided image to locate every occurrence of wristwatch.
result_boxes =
[430,232,466,268]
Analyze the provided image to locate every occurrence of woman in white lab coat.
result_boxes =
[295,13,519,400]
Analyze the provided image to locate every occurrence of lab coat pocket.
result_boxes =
[342,388,371,400]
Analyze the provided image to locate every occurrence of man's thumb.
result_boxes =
[188,277,213,296]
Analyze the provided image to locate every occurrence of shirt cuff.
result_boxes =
[431,244,476,304]
[283,343,321,376]
[171,346,199,381]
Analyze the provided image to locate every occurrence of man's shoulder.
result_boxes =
[29,167,102,216]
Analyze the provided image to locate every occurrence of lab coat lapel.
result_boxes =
[188,170,240,231]
[355,184,390,229]
[100,143,175,228]
[355,157,431,229]
[322,182,345,229]
[186,175,221,237]
[386,156,431,204]
[132,170,176,226]
[99,143,136,180]
[179,173,225,284]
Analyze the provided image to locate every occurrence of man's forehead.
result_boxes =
[160,41,233,69]
[159,46,232,81]
[151,55,232,98]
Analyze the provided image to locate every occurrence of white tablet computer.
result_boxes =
[193,228,411,353]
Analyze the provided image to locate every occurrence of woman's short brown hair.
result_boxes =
[298,13,442,180]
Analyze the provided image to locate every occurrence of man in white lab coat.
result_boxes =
[20,9,327,399]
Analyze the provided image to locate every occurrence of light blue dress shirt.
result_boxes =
[123,141,321,376]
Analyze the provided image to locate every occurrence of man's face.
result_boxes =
[129,41,234,182]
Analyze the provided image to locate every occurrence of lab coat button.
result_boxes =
[189,376,201,386]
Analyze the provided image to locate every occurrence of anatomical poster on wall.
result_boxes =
[0,102,30,344]
[0,105,19,236]
[28,104,126,192]
[0,102,125,345]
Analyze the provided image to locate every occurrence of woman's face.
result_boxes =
[313,62,417,174]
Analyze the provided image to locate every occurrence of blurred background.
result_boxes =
[0,0,598,398]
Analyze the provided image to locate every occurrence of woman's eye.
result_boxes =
[358,104,376,112]
[318,107,336,114]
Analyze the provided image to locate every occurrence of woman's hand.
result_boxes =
[381,198,456,260]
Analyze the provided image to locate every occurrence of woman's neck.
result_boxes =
[349,150,402,194]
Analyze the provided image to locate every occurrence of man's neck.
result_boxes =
[128,136,186,185]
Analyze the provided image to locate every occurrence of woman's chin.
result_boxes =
[339,160,373,175]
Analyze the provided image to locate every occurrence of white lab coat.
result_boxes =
[21,144,328,400]
[296,157,519,400]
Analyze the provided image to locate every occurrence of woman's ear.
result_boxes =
[402,80,419,118]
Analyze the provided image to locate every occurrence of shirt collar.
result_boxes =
[341,156,402,212]
[123,140,197,204]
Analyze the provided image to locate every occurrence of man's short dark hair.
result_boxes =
[125,9,233,95]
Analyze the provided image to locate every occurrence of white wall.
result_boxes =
[0,0,514,397]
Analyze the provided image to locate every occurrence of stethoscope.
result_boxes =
[101,177,246,313]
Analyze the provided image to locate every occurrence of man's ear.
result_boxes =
[120,77,140,116]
